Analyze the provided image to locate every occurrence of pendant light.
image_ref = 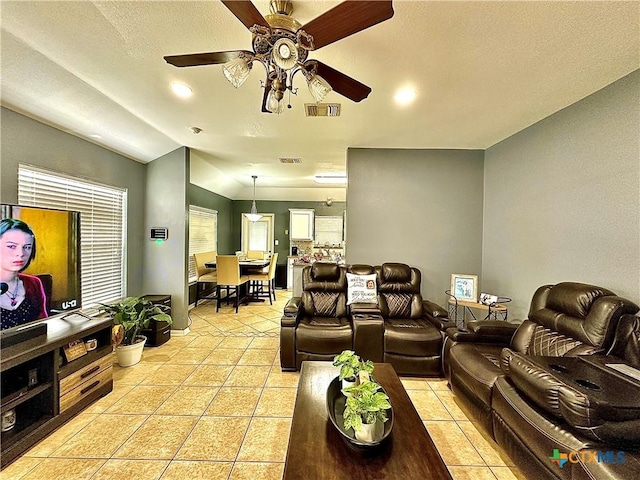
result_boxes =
[245,175,263,222]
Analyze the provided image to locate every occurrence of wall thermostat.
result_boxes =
[151,227,168,241]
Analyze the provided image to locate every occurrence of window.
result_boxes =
[188,205,218,281]
[314,215,344,246]
[18,165,127,306]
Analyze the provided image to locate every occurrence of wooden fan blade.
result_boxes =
[164,50,252,67]
[300,1,394,50]
[221,0,270,30]
[314,61,371,102]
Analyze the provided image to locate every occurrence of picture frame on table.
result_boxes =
[451,274,478,302]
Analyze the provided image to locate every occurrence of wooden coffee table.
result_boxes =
[283,361,452,480]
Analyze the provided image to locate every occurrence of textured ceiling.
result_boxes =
[1,1,638,201]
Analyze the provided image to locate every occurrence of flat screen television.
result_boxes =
[1,204,81,346]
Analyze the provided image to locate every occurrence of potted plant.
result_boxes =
[99,296,171,367]
[332,350,374,389]
[342,379,391,443]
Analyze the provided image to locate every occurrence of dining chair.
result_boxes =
[193,251,218,306]
[246,250,266,260]
[215,255,249,313]
[248,252,279,304]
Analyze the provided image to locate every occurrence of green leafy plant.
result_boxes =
[342,380,391,432]
[332,350,374,381]
[99,296,171,346]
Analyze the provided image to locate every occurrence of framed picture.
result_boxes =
[451,274,478,302]
[62,339,88,362]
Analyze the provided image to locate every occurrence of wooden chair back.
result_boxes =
[247,250,265,260]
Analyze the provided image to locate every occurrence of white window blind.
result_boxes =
[189,205,218,281]
[249,221,268,251]
[18,165,127,306]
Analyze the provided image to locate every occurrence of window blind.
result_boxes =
[188,205,218,281]
[248,221,268,251]
[18,165,127,306]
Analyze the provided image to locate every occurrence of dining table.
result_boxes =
[204,258,270,304]
[203,259,270,271]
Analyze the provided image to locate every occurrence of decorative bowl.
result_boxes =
[325,376,394,449]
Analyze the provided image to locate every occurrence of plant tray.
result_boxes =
[325,376,394,450]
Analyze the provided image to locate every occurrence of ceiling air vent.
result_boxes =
[279,157,302,164]
[305,103,341,117]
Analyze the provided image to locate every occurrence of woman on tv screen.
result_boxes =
[0,218,48,329]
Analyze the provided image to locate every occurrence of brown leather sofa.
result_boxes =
[494,315,640,480]
[375,263,447,376]
[443,282,639,480]
[280,263,352,371]
[280,262,452,376]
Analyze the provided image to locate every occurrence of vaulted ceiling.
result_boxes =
[2,1,638,201]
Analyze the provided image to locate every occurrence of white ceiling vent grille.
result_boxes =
[279,157,302,164]
[305,103,341,117]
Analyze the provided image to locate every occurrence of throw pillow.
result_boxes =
[346,273,378,305]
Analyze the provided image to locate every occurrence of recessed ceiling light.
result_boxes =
[171,82,193,98]
[394,87,416,106]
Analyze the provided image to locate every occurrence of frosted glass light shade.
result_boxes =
[245,200,262,222]
[307,74,332,103]
[266,90,284,114]
[272,38,298,70]
[222,57,252,88]
[245,213,263,222]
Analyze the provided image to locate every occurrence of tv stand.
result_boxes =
[1,315,113,468]
[1,322,47,349]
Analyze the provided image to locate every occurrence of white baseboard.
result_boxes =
[170,327,190,336]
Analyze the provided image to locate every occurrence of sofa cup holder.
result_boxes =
[548,364,568,373]
[575,379,601,390]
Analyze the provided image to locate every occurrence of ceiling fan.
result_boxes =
[164,0,394,114]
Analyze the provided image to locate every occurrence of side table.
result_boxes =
[445,290,511,328]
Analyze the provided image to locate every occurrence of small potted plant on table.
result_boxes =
[342,379,391,443]
[332,350,374,389]
[99,296,171,367]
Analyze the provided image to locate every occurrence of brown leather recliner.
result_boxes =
[280,263,352,371]
[445,282,639,436]
[376,263,444,376]
[493,314,640,480]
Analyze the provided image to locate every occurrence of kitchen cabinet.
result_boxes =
[287,256,295,289]
[289,209,314,240]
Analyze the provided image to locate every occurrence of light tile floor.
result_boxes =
[2,291,525,480]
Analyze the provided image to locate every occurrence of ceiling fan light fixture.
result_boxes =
[266,89,284,114]
[272,38,299,70]
[307,74,332,103]
[222,57,252,88]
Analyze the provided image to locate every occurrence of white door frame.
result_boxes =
[241,213,275,254]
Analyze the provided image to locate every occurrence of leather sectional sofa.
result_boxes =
[444,282,640,480]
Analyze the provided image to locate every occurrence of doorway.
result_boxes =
[241,213,275,254]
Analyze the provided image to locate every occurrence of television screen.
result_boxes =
[1,204,81,331]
